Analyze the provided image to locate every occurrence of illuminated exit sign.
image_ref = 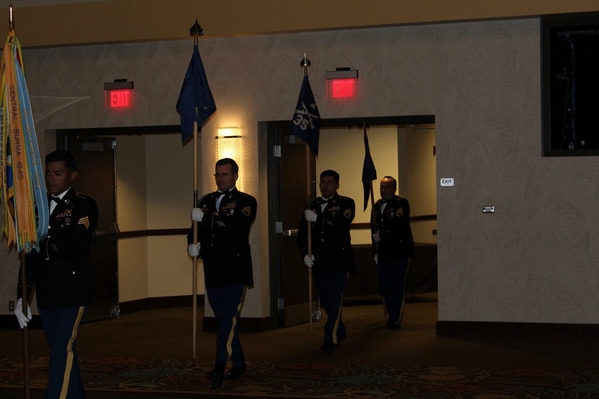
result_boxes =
[105,90,132,109]
[327,78,357,99]
[326,68,358,100]
[104,80,134,110]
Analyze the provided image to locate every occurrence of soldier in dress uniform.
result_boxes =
[15,149,98,399]
[297,169,355,354]
[371,176,415,329]
[188,158,257,388]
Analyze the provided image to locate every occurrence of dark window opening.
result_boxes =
[542,12,599,156]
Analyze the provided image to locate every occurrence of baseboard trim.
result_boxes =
[118,295,204,314]
[436,320,599,338]
[0,295,274,332]
[119,295,273,332]
[0,296,206,329]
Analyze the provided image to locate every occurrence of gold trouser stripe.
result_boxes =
[225,286,247,361]
[331,273,349,345]
[59,306,85,399]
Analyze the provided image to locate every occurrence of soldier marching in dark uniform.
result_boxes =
[372,176,415,329]
[15,150,98,399]
[188,158,256,388]
[298,169,355,354]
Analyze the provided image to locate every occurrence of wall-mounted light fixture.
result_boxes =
[326,67,359,100]
[215,127,243,191]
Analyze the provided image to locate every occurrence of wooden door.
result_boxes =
[67,136,119,322]
[269,126,316,327]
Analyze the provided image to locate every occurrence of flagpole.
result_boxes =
[292,53,320,332]
[189,19,202,365]
[9,4,31,397]
[19,254,30,399]
[306,148,313,332]
[192,121,199,364]
[177,16,216,363]
[369,180,386,320]
[363,120,386,320]
[301,55,314,333]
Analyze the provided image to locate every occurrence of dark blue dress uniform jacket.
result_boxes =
[298,193,356,275]
[188,188,257,288]
[372,195,415,261]
[19,189,99,310]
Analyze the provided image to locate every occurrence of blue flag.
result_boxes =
[362,126,377,211]
[176,43,216,143]
[292,75,320,155]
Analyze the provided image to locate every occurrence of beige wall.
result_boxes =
[116,136,149,301]
[114,134,199,302]
[144,134,200,299]
[405,126,438,245]
[2,12,599,326]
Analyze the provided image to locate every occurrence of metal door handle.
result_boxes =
[284,229,298,237]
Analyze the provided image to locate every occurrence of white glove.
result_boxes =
[373,231,381,242]
[374,254,378,265]
[303,254,315,267]
[304,210,318,222]
[14,298,31,329]
[191,208,204,222]
[188,243,201,257]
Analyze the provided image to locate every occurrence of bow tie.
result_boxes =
[51,196,61,203]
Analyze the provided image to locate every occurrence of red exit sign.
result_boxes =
[325,70,359,100]
[105,89,133,109]
[327,78,358,99]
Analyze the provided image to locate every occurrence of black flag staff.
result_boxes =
[362,120,386,319]
[190,18,203,365]
[300,54,316,332]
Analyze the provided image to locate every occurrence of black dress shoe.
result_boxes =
[320,342,335,354]
[206,370,224,388]
[225,365,247,379]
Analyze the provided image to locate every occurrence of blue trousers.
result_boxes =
[377,258,409,323]
[314,272,348,344]
[206,284,247,369]
[39,306,86,399]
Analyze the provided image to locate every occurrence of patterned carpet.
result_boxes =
[2,356,599,398]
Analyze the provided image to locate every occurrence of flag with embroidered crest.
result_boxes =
[0,26,49,253]
[292,75,321,155]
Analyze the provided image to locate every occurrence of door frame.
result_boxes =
[55,125,183,319]
[266,115,435,329]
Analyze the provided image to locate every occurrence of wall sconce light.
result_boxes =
[215,127,243,191]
